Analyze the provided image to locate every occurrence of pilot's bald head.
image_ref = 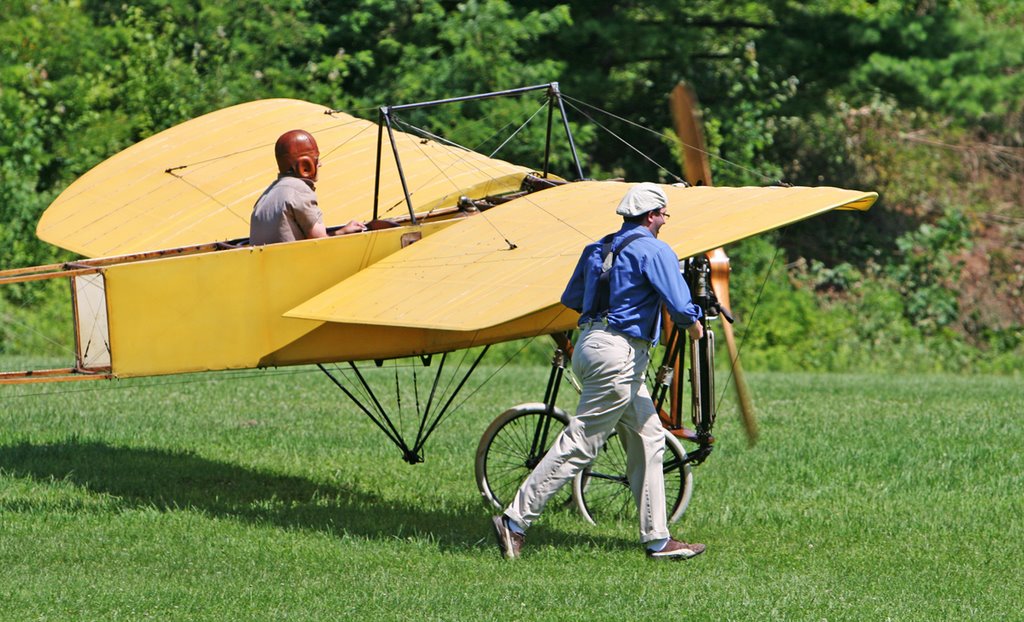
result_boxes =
[275,129,319,181]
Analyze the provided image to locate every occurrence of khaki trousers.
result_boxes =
[505,325,670,543]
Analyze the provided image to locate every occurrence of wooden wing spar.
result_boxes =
[286,182,877,332]
[37,99,535,258]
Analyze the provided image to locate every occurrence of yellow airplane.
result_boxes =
[0,83,876,516]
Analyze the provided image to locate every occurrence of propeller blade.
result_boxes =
[670,81,758,445]
[669,82,712,187]
[709,249,758,445]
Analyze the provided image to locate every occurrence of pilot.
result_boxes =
[249,129,366,245]
[492,182,707,561]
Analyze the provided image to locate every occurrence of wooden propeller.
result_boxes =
[669,81,758,446]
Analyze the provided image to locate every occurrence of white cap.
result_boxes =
[615,182,667,217]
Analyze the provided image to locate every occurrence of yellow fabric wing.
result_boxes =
[285,181,877,332]
[37,99,534,257]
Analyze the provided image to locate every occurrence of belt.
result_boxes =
[580,319,653,352]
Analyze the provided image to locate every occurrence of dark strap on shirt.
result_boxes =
[595,230,647,316]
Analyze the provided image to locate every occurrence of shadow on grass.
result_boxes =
[0,438,633,553]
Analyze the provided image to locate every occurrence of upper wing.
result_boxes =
[285,181,878,332]
[37,99,534,257]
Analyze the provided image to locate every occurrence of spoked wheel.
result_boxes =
[573,429,693,525]
[475,403,571,511]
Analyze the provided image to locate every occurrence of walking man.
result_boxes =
[493,182,706,560]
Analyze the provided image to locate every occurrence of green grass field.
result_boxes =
[1,362,1021,621]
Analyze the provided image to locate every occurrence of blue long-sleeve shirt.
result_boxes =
[560,223,703,345]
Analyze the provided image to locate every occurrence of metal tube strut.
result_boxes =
[549,83,586,180]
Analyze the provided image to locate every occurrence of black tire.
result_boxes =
[475,403,570,511]
[573,429,693,525]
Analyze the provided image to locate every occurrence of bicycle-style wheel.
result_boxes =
[573,429,693,525]
[475,403,570,511]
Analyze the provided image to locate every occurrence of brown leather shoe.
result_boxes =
[646,538,705,560]
[492,515,524,559]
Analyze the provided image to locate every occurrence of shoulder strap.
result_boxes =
[595,230,648,315]
[601,231,646,270]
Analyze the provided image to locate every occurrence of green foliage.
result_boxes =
[978,326,1024,374]
[727,235,819,371]
[0,6,68,271]
[887,210,972,334]
[723,219,1019,374]
[696,45,794,186]
[0,279,72,355]
[326,0,577,175]
[848,8,1024,129]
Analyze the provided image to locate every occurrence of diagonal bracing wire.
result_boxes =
[562,94,778,184]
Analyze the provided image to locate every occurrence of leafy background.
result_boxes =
[1,0,1021,372]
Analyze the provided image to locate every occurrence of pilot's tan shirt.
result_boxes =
[249,175,323,245]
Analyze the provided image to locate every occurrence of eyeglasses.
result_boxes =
[655,210,670,219]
